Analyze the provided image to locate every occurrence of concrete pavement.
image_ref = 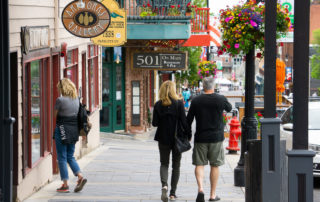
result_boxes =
[25,129,245,202]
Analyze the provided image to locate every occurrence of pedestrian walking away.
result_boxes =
[152,81,192,201]
[54,78,87,193]
[187,77,232,202]
[182,88,191,111]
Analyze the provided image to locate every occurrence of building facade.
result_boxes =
[9,0,101,200]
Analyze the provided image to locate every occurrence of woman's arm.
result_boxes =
[54,110,58,118]
[152,102,159,127]
[179,100,192,140]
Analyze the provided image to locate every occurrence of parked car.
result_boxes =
[280,101,320,177]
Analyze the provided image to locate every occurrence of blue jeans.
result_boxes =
[54,127,81,180]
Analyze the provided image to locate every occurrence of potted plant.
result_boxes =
[186,2,196,18]
[197,60,217,79]
[218,1,291,57]
[140,3,157,17]
[168,5,181,16]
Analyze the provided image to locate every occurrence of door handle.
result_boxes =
[4,117,15,124]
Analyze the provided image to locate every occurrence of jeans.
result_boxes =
[158,143,182,196]
[54,127,81,180]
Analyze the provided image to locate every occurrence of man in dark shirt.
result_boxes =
[187,77,232,202]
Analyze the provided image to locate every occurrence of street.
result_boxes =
[25,91,320,202]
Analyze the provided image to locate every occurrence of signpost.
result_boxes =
[61,0,127,46]
[132,52,188,70]
[91,0,127,46]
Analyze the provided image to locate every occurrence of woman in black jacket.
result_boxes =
[152,81,191,201]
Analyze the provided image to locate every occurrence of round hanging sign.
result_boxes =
[62,0,111,38]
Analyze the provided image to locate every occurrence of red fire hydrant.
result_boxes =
[226,116,241,154]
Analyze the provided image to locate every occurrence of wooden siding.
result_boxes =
[9,0,102,201]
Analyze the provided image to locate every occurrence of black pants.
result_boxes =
[158,142,182,196]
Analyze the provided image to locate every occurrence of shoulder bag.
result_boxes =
[174,100,191,153]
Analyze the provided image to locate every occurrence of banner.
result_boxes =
[285,66,292,81]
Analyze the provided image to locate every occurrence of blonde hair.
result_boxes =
[159,81,180,106]
[57,78,78,99]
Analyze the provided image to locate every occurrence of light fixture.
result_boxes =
[115,54,121,64]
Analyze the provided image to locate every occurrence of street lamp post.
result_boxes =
[234,47,258,187]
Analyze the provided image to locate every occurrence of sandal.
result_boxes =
[196,192,205,202]
[169,194,177,201]
[209,196,221,201]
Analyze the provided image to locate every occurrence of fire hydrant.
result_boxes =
[226,116,241,154]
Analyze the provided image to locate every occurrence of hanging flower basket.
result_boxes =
[218,2,291,57]
[197,61,217,79]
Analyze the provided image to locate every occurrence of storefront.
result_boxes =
[9,2,102,200]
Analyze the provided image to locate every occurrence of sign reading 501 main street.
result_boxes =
[133,52,188,70]
[62,0,111,38]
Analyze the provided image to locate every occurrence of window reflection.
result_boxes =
[117,105,121,125]
[102,68,110,102]
[30,60,41,164]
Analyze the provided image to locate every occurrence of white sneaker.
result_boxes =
[161,186,168,202]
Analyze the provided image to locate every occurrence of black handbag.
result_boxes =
[174,101,191,153]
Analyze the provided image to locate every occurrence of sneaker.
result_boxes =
[56,184,69,193]
[161,186,168,202]
[74,177,87,192]
[196,192,205,202]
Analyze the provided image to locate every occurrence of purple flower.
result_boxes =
[250,20,257,27]
[234,43,239,49]
[238,13,242,17]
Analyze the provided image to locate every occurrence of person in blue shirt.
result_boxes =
[182,88,191,110]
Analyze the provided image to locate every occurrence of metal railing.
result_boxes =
[191,8,209,33]
[115,0,191,16]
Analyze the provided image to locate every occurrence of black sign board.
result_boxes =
[132,52,187,70]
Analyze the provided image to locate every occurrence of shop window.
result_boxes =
[88,45,99,111]
[23,58,51,169]
[64,49,78,89]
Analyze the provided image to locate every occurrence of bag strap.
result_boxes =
[174,100,180,138]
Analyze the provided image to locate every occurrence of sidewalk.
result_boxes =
[25,129,245,202]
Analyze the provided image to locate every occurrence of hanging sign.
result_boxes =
[132,52,188,70]
[61,0,111,38]
[91,0,127,46]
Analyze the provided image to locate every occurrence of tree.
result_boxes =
[311,29,320,80]
[175,47,202,88]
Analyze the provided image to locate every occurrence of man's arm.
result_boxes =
[223,96,232,112]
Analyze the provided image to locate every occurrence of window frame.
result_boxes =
[23,55,52,174]
[87,45,99,112]
[64,48,79,89]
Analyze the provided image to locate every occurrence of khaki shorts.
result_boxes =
[192,141,225,166]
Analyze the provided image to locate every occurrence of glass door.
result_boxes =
[113,63,125,131]
[100,47,125,132]
[100,63,113,132]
